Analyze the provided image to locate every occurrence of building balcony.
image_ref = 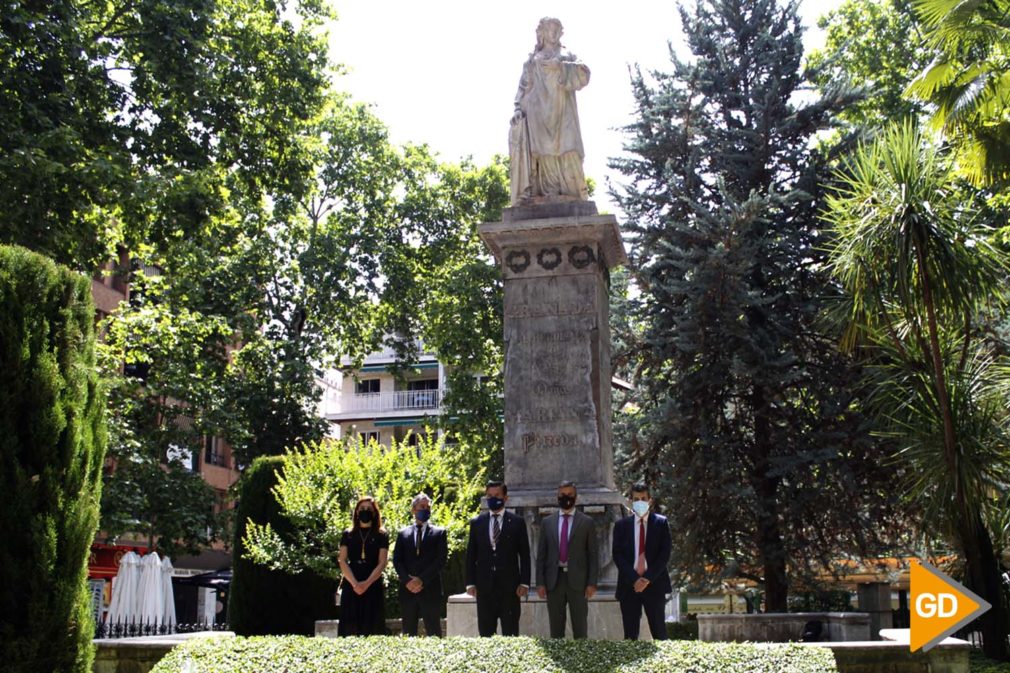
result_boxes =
[329,389,444,421]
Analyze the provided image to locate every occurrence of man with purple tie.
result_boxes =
[536,481,599,638]
[612,482,672,640]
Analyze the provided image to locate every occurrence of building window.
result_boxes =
[204,436,228,468]
[406,379,438,392]
[359,431,380,445]
[356,379,380,395]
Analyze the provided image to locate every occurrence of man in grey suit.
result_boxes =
[536,481,599,638]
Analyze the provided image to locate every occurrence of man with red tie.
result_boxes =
[612,482,672,640]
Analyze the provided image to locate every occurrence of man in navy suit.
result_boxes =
[393,492,448,636]
[612,482,672,640]
[465,480,531,636]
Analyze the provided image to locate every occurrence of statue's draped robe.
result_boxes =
[510,51,590,205]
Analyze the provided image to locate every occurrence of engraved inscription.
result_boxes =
[522,432,579,453]
[533,382,569,395]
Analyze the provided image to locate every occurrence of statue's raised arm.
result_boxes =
[509,17,590,206]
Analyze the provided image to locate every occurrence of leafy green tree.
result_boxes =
[0,245,106,673]
[807,0,929,131]
[905,0,1010,186]
[610,0,904,611]
[97,301,233,553]
[243,435,484,608]
[824,121,1010,659]
[0,0,331,270]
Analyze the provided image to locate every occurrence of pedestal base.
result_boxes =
[446,591,656,640]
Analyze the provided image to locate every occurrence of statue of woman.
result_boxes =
[509,17,590,206]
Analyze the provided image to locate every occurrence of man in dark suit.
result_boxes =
[465,480,531,636]
[393,492,448,637]
[536,481,598,638]
[612,482,672,640]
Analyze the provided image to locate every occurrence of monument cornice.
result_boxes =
[479,213,629,271]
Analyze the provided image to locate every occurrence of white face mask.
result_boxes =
[631,500,650,518]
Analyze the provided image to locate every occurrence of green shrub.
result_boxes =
[229,456,338,635]
[0,245,107,673]
[151,635,839,673]
[970,650,1010,672]
[243,435,484,613]
[665,620,699,640]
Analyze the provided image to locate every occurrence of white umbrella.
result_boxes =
[107,551,141,624]
[135,552,164,626]
[161,556,177,628]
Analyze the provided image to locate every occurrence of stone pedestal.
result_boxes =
[856,582,893,639]
[446,591,655,640]
[480,205,627,494]
[478,203,630,592]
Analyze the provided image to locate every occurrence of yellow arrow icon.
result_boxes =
[910,559,991,652]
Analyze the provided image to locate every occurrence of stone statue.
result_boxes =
[510,17,590,206]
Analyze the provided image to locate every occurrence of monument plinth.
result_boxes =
[480,205,626,504]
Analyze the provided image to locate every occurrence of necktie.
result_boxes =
[492,515,501,549]
[559,514,570,564]
[636,518,647,575]
[415,524,423,555]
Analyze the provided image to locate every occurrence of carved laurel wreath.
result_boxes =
[537,247,562,270]
[505,249,531,274]
[568,245,596,269]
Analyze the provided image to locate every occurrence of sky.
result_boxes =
[326,1,840,214]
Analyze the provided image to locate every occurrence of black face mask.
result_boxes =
[557,495,575,510]
[358,510,374,524]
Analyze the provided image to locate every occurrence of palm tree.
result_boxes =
[905,0,1010,186]
[824,120,1010,660]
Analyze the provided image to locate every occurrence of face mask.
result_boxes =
[557,495,576,510]
[632,501,650,518]
[487,496,505,512]
[358,509,374,524]
[415,508,431,523]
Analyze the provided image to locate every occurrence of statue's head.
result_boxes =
[535,17,563,50]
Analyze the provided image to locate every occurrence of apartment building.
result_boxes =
[325,345,446,446]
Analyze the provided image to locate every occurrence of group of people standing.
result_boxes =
[336,480,671,641]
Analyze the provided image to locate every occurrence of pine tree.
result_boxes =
[611,0,903,610]
[0,245,106,672]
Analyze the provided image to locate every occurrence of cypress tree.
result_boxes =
[611,0,901,610]
[229,456,338,635]
[0,245,106,672]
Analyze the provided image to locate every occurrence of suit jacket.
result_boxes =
[465,510,531,593]
[536,510,599,592]
[392,523,447,596]
[612,512,672,599]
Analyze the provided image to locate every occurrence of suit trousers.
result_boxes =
[400,587,441,637]
[476,582,521,636]
[619,583,667,640]
[547,569,588,639]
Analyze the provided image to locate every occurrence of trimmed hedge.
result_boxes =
[0,245,106,673]
[229,456,338,635]
[971,651,1010,672]
[151,635,838,673]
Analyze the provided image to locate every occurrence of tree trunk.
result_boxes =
[961,513,1009,660]
[751,385,788,612]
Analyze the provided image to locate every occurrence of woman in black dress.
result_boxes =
[338,496,389,635]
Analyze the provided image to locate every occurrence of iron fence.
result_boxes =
[94,619,229,639]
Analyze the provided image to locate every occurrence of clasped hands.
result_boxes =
[633,576,651,593]
[406,577,424,593]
